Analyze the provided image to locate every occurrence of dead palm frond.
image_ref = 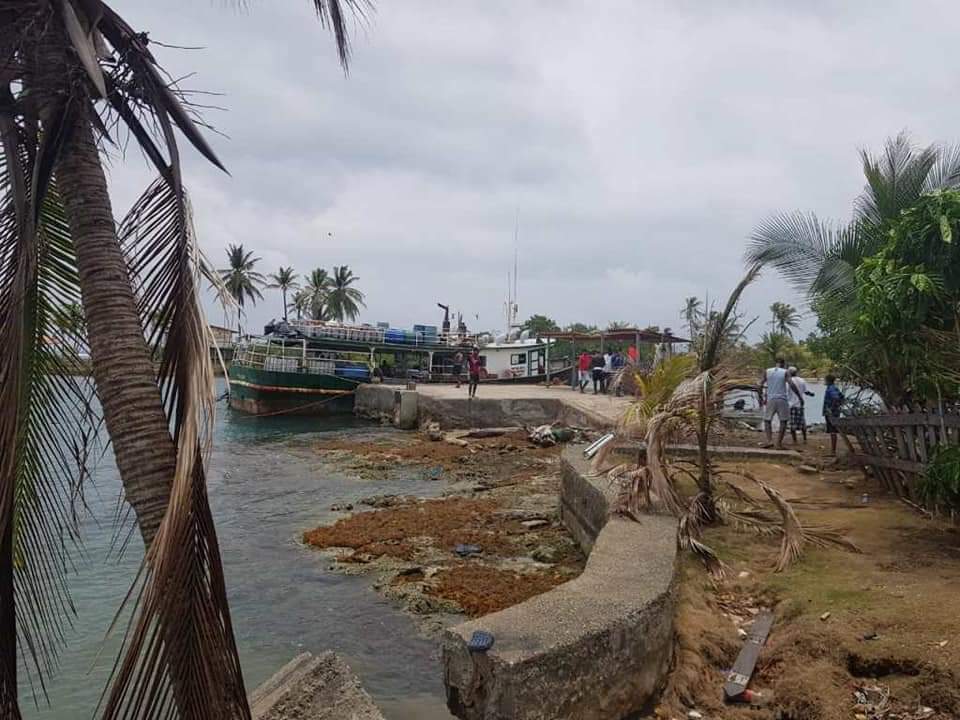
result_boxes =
[103,178,248,718]
[756,480,861,572]
[677,512,727,579]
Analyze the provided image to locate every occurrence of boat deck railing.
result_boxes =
[286,320,481,349]
[233,337,370,378]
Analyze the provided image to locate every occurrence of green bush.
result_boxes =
[920,445,960,511]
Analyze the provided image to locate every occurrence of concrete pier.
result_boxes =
[356,383,631,430]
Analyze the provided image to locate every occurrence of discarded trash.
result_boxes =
[453,544,482,557]
[723,611,774,701]
[797,464,818,474]
[820,611,832,621]
[737,570,751,579]
[737,628,748,639]
[583,432,615,459]
[861,493,870,504]
[520,519,549,530]
[937,639,949,648]
[687,711,703,720]
[862,632,880,641]
[529,425,558,447]
[727,689,770,706]
[467,630,495,652]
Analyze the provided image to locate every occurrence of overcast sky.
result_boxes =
[107,0,960,340]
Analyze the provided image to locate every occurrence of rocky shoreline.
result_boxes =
[303,429,588,637]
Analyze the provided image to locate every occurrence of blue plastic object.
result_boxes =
[453,543,482,557]
[467,630,495,652]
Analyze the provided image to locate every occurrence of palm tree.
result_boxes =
[289,288,313,322]
[219,245,265,335]
[680,296,704,339]
[268,266,299,322]
[0,2,359,717]
[769,301,800,336]
[326,265,366,322]
[305,268,334,321]
[747,133,960,304]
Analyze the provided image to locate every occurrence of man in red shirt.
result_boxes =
[578,352,591,393]
[467,348,482,398]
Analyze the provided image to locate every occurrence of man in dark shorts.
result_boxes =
[823,374,845,456]
[590,351,605,394]
[467,348,482,398]
[452,350,464,388]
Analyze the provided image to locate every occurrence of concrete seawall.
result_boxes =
[250,652,385,720]
[441,445,679,720]
[356,383,627,430]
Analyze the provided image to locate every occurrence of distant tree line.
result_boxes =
[216,245,366,332]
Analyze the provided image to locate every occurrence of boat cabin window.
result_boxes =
[510,353,527,365]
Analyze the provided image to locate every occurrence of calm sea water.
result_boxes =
[21,380,452,720]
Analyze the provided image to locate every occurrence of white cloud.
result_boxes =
[108,0,960,339]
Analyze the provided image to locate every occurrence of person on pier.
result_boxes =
[467,348,482,399]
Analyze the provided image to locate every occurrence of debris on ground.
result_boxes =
[306,431,585,629]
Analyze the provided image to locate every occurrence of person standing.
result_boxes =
[602,349,613,393]
[590,351,605,394]
[787,366,815,444]
[467,348,482,399]
[759,357,803,450]
[823,374,845,456]
[452,350,464,388]
[577,351,592,393]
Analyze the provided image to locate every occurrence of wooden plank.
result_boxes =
[723,611,774,700]
[848,454,925,474]
[835,414,960,429]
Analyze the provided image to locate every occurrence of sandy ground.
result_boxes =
[652,457,960,720]
[303,430,587,633]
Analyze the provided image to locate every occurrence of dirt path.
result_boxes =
[303,430,586,633]
[656,458,960,720]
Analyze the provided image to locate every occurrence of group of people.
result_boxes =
[577,350,626,394]
[760,357,845,454]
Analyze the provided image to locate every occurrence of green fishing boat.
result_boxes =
[227,335,369,416]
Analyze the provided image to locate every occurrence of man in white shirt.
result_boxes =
[602,351,613,393]
[788,366,815,444]
[759,357,804,449]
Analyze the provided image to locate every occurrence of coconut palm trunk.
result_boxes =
[55,110,176,548]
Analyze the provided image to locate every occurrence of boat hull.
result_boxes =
[227,365,358,416]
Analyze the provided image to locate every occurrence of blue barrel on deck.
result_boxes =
[385,328,405,343]
[335,365,371,381]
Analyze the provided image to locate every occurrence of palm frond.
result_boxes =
[311,0,371,68]
[107,176,249,718]
[0,173,97,713]
[855,132,936,226]
[699,264,761,372]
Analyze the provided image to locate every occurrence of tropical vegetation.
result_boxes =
[768,301,800,336]
[747,133,960,406]
[219,244,266,334]
[0,1,358,718]
[267,266,299,322]
[326,265,366,322]
[605,268,857,574]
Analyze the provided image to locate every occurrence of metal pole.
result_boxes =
[571,338,577,389]
[545,340,550,384]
